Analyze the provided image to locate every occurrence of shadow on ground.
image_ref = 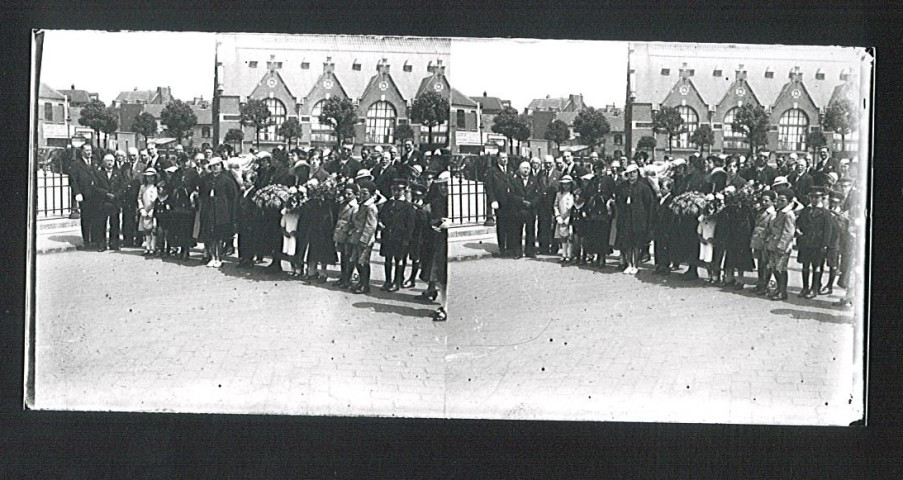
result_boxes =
[351,301,436,318]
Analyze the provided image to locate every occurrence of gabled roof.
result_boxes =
[628,42,863,109]
[216,33,451,105]
[39,83,65,101]
[192,106,212,125]
[359,70,405,105]
[415,73,450,99]
[249,69,296,101]
[116,90,156,104]
[470,96,506,113]
[528,97,567,111]
[772,78,817,110]
[450,88,478,108]
[58,88,94,104]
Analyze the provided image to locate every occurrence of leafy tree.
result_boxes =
[161,99,197,145]
[133,111,157,147]
[806,130,828,153]
[318,96,358,150]
[78,99,109,147]
[512,114,532,153]
[410,91,450,145]
[492,106,532,154]
[572,107,611,153]
[278,117,303,148]
[731,104,769,156]
[652,106,685,155]
[224,128,244,152]
[543,119,570,153]
[240,98,272,149]
[822,96,856,152]
[394,123,415,144]
[100,107,119,149]
[636,135,657,152]
[690,124,715,153]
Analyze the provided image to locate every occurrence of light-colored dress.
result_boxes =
[138,184,158,233]
[698,214,717,263]
[553,191,574,239]
[281,210,300,256]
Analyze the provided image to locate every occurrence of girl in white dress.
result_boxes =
[553,175,575,263]
[698,197,719,283]
[138,168,159,256]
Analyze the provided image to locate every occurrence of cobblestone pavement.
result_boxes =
[33,247,862,425]
[445,256,862,425]
[34,249,447,417]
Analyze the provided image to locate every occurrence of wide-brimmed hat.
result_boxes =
[772,176,790,188]
[624,164,640,174]
[671,158,687,167]
[355,168,373,180]
[208,158,223,167]
[434,171,451,184]
[559,175,574,184]
[143,167,158,176]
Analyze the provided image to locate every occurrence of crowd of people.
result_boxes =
[64,139,453,321]
[484,146,862,307]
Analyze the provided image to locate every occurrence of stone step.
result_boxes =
[36,217,81,231]
[449,224,495,238]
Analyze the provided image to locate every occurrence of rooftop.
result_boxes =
[216,33,451,104]
[628,42,866,109]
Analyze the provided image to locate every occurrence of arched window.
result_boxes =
[722,107,748,150]
[310,99,337,144]
[261,98,286,142]
[365,101,396,144]
[778,108,808,152]
[669,105,698,150]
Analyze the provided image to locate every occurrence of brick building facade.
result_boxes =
[625,42,866,161]
[213,33,452,153]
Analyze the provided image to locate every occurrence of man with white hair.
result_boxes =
[92,153,126,251]
[535,154,561,254]
[119,147,142,247]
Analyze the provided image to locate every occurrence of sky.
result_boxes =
[39,30,216,103]
[450,38,628,111]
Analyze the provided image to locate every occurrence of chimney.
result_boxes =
[735,64,747,81]
[323,56,335,74]
[434,58,445,75]
[483,91,487,97]
[789,66,803,81]
[377,57,390,74]
[679,62,691,79]
[71,84,75,90]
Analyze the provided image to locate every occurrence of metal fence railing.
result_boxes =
[37,171,74,218]
[448,175,487,226]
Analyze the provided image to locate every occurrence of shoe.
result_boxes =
[526,252,537,258]
[213,260,223,268]
[432,308,447,322]
[513,254,523,259]
[835,298,853,307]
[733,282,745,291]
[331,279,347,287]
[380,282,393,291]
[387,284,400,292]
[797,288,809,298]
[805,290,818,299]
[316,274,328,284]
[402,279,416,288]
[206,259,217,267]
[351,285,370,294]
[819,286,833,295]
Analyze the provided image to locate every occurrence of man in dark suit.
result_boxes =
[146,142,173,181]
[750,150,778,188]
[399,139,424,169]
[535,155,561,255]
[507,160,540,258]
[378,179,416,292]
[326,142,362,182]
[118,148,142,247]
[92,153,127,251]
[69,144,99,249]
[788,156,814,205]
[486,152,513,256]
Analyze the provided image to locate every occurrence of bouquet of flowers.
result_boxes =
[306,177,340,203]
[716,183,761,223]
[668,191,708,218]
[283,186,306,214]
[252,184,292,212]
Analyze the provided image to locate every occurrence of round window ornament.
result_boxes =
[678,85,689,95]
[266,77,277,88]
[433,83,444,92]
[379,81,389,91]
[323,79,334,89]
[791,89,801,99]
[735,87,746,96]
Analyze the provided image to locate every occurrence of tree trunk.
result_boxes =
[428,124,434,145]
[256,128,261,149]
[840,132,845,153]
[668,134,673,155]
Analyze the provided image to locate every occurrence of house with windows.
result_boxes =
[37,83,70,148]
[213,33,452,153]
[625,42,866,161]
